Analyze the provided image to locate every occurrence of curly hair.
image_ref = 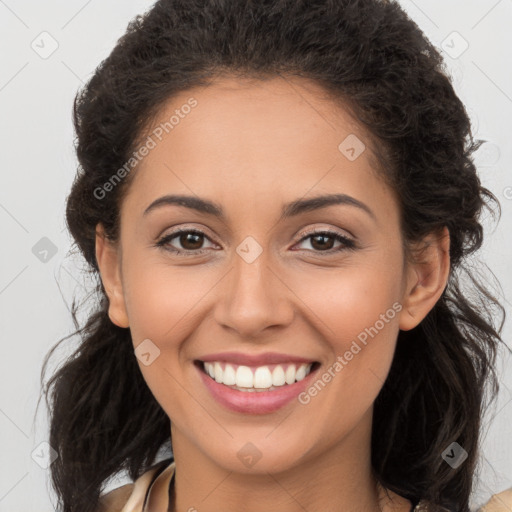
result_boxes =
[39,1,507,511]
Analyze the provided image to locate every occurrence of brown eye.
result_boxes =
[295,230,356,254]
[309,233,336,251]
[178,232,204,250]
[156,229,217,255]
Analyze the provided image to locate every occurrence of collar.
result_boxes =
[143,460,176,512]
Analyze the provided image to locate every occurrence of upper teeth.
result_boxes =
[203,362,313,389]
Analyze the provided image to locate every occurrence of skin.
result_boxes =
[95,75,450,512]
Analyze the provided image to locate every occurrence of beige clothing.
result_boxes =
[97,459,512,512]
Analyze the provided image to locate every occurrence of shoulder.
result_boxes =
[479,488,512,512]
[95,483,135,512]
[414,487,512,512]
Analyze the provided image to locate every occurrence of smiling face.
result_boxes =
[95,75,449,482]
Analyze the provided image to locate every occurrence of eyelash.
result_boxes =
[154,228,357,257]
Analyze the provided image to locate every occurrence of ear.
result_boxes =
[399,226,450,331]
[95,223,130,328]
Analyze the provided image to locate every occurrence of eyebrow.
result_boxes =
[143,193,375,221]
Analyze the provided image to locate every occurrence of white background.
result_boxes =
[0,0,511,510]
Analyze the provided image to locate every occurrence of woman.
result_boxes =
[40,0,510,511]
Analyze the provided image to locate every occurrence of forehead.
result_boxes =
[121,75,396,225]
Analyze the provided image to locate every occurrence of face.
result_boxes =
[96,75,449,476]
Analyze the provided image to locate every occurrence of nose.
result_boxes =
[213,248,295,339]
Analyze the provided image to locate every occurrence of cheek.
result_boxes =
[120,255,220,417]
[122,253,213,343]
[289,262,403,413]
[292,260,403,344]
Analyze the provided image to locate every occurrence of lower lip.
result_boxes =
[196,362,320,414]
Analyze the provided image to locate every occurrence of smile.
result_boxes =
[202,361,315,391]
[195,359,321,414]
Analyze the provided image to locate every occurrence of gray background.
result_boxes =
[0,0,511,510]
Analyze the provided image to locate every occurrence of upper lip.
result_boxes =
[197,351,318,366]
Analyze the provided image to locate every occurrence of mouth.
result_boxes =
[194,359,321,414]
[195,360,321,391]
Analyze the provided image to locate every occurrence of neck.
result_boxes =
[168,408,411,512]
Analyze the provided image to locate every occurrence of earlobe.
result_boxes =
[95,223,130,328]
[399,226,450,331]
